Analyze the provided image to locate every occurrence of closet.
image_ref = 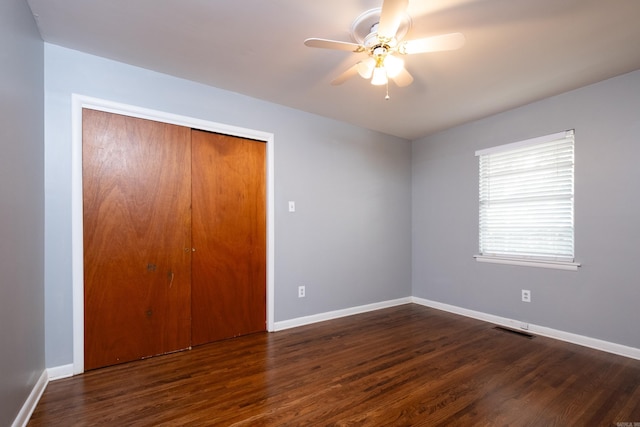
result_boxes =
[82,109,266,370]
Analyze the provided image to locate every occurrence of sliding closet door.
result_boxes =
[191,130,266,345]
[83,109,192,370]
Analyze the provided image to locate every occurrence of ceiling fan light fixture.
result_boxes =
[384,54,404,78]
[371,65,388,86]
[357,58,375,79]
[304,0,464,91]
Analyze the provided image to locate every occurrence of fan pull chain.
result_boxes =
[385,80,390,100]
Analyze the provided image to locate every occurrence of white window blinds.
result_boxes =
[476,130,575,262]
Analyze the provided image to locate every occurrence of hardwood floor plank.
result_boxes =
[29,304,640,426]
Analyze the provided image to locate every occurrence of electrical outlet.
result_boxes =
[298,285,305,298]
[288,201,296,212]
[522,289,531,303]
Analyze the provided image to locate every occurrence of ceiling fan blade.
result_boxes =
[390,67,413,87]
[331,63,360,85]
[378,0,409,40]
[399,32,466,55]
[304,38,365,53]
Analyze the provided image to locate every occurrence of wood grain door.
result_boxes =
[83,109,192,370]
[191,130,266,345]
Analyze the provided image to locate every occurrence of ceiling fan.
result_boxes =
[304,0,465,94]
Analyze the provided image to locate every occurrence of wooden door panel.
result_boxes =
[191,130,266,345]
[83,109,192,370]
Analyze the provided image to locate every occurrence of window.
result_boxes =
[474,130,579,270]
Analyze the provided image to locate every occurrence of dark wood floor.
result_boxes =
[29,304,640,426]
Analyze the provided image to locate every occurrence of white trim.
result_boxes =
[71,94,276,374]
[71,97,84,375]
[273,297,412,331]
[474,255,580,271]
[11,370,48,427]
[475,129,573,156]
[47,364,74,381]
[412,297,640,361]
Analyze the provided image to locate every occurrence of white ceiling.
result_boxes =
[26,0,640,140]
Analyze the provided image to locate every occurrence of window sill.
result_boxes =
[474,255,580,271]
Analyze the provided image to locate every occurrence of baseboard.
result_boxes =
[412,297,640,361]
[47,364,74,381]
[273,297,412,331]
[11,369,48,427]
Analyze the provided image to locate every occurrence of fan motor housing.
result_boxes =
[350,7,412,46]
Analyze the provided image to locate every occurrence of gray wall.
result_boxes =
[412,70,640,349]
[44,44,412,367]
[0,0,45,424]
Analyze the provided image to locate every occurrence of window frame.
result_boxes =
[474,130,580,271]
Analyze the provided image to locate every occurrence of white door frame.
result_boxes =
[71,94,276,374]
